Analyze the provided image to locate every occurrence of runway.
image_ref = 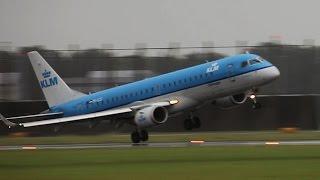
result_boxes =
[1,140,320,151]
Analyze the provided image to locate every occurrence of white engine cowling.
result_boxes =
[214,93,247,109]
[134,106,168,128]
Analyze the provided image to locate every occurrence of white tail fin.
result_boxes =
[27,51,86,107]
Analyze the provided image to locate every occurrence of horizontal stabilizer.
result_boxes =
[7,112,63,120]
[0,114,17,128]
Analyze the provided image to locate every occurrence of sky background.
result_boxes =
[0,0,319,52]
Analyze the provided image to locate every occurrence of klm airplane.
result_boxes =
[1,51,280,143]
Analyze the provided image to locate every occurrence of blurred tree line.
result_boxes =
[0,43,319,133]
[0,42,318,101]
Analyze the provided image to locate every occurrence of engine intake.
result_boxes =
[134,106,168,128]
[214,93,247,109]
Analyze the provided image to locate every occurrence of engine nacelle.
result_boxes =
[213,93,247,109]
[134,106,168,128]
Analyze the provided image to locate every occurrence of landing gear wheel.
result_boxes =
[252,102,262,110]
[184,116,201,130]
[184,119,193,130]
[193,117,201,129]
[140,130,149,141]
[131,131,140,143]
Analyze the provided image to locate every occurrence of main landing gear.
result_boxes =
[184,116,201,130]
[131,130,149,143]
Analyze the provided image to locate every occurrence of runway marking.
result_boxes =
[1,140,320,151]
[22,146,37,150]
[190,140,205,144]
[265,142,280,145]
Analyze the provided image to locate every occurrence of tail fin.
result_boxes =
[27,51,85,107]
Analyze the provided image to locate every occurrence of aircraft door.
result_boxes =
[227,63,236,82]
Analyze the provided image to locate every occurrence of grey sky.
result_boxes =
[1,0,320,50]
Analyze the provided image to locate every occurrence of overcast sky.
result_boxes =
[1,0,320,51]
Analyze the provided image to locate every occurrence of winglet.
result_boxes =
[0,114,17,128]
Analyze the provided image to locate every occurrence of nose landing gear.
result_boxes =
[249,94,261,109]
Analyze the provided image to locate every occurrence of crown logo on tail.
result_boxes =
[42,70,51,78]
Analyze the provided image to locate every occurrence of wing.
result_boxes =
[0,100,177,128]
[257,93,320,97]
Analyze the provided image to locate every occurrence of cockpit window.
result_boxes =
[241,61,248,67]
[249,57,263,65]
[242,56,264,68]
[249,59,260,65]
[256,56,264,61]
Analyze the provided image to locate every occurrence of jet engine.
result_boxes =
[213,93,247,109]
[134,106,168,128]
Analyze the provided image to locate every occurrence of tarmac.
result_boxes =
[1,140,320,151]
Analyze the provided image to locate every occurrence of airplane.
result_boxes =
[1,51,280,143]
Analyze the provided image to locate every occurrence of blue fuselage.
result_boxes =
[51,54,276,116]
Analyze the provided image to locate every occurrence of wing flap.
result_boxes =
[130,101,171,110]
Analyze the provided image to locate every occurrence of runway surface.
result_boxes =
[1,140,320,151]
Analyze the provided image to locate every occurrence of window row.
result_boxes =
[91,72,215,105]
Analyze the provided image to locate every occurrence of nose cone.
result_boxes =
[256,65,280,86]
[270,66,280,80]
